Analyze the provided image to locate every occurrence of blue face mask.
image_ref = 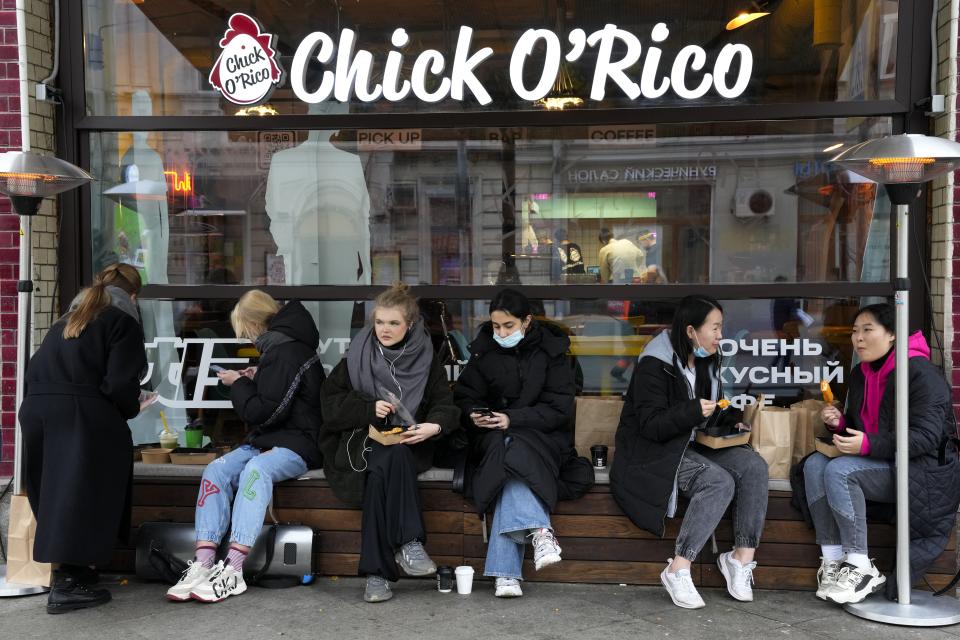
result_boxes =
[494,325,525,349]
[692,333,710,359]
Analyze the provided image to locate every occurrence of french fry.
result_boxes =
[821,380,835,404]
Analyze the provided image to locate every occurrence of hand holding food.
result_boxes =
[822,405,843,428]
[374,400,395,419]
[699,399,717,418]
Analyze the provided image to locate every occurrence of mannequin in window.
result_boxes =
[265,100,371,372]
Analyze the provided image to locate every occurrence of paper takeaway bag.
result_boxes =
[574,396,623,463]
[789,399,828,464]
[745,397,795,480]
[5,494,52,587]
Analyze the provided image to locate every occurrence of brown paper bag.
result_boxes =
[574,396,623,463]
[747,398,795,480]
[5,494,52,587]
[789,399,828,464]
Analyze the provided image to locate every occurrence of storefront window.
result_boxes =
[83,0,900,117]
[89,117,893,295]
[130,295,862,448]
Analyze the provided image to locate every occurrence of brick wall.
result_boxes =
[0,0,56,479]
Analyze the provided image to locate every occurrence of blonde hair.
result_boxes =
[372,282,418,325]
[231,289,280,341]
[63,263,142,339]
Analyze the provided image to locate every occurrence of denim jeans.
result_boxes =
[483,479,552,580]
[194,445,307,547]
[674,445,769,561]
[803,452,895,554]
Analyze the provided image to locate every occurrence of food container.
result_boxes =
[695,430,751,449]
[140,448,173,464]
[169,448,218,465]
[815,437,844,458]
[367,424,413,446]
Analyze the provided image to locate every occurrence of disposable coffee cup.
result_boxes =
[184,426,204,448]
[454,565,474,595]
[591,444,608,469]
[436,565,454,593]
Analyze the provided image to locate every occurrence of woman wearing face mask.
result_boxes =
[805,303,955,605]
[319,283,461,603]
[610,295,768,610]
[454,288,575,598]
[19,263,148,614]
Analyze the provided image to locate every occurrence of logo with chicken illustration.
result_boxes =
[209,13,284,106]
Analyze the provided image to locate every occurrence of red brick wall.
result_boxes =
[0,3,21,478]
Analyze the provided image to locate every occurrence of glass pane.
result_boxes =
[83,0,900,116]
[130,295,865,447]
[89,118,893,293]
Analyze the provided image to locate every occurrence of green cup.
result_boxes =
[184,427,204,449]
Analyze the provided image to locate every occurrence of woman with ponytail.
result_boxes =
[19,263,148,614]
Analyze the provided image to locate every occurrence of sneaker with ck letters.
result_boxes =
[494,577,523,598]
[660,559,706,609]
[531,529,562,571]
[717,551,756,602]
[189,560,247,603]
[825,561,886,605]
[816,558,843,601]
[395,540,437,576]
[166,561,215,602]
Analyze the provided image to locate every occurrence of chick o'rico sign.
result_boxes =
[209,13,284,105]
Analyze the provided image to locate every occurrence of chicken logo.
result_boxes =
[209,13,284,106]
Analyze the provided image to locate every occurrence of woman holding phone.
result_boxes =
[319,283,461,603]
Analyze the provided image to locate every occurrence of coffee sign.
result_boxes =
[209,13,285,105]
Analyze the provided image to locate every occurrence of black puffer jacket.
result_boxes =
[610,330,723,537]
[454,321,576,514]
[230,300,325,469]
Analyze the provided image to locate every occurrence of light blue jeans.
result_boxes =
[194,445,307,547]
[483,479,552,580]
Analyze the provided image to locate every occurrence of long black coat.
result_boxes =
[841,351,960,594]
[319,357,461,506]
[19,306,147,565]
[454,322,576,514]
[610,337,720,537]
[230,300,325,469]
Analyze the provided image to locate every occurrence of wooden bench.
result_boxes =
[112,465,957,591]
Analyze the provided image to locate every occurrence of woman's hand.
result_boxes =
[822,405,842,428]
[217,370,242,386]
[487,412,510,430]
[470,412,497,429]
[833,428,865,455]
[375,400,394,419]
[402,423,442,445]
[239,366,257,380]
[699,399,717,418]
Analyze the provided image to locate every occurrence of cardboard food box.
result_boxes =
[140,448,173,464]
[695,430,751,449]
[169,448,219,465]
[815,437,844,458]
[367,424,414,446]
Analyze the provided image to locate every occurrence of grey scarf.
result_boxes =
[346,320,433,420]
[255,330,294,354]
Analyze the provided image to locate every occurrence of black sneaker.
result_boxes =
[46,574,112,614]
[824,561,886,605]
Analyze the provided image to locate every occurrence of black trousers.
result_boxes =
[358,442,426,581]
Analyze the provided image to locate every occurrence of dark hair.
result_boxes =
[599,228,614,244]
[670,295,724,365]
[489,288,532,320]
[856,303,895,335]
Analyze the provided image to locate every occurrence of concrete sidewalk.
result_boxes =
[0,576,958,640]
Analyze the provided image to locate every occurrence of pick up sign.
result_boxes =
[209,13,285,106]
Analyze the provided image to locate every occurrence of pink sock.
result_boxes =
[195,544,217,569]
[226,545,248,572]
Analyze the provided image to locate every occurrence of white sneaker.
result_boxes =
[166,561,215,602]
[717,551,756,602]
[816,558,843,601]
[660,559,705,609]
[531,529,562,571]
[825,561,885,605]
[189,560,247,603]
[494,577,523,598]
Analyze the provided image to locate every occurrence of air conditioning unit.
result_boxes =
[733,188,775,218]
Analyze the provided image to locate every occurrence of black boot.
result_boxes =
[46,571,111,614]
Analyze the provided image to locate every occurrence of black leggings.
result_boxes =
[358,442,426,581]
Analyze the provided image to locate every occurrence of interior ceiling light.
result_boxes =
[235,104,279,116]
[822,143,844,153]
[726,0,783,31]
[534,63,584,111]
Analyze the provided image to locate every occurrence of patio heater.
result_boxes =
[831,133,960,626]
[0,151,93,597]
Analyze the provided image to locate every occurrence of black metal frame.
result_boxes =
[56,0,937,326]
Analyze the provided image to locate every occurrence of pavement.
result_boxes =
[1,576,960,640]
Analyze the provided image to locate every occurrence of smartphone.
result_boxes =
[472,407,494,417]
[210,364,227,373]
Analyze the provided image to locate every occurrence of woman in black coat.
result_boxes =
[20,263,148,613]
[453,289,574,599]
[610,295,768,610]
[166,291,325,604]
[319,283,461,603]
